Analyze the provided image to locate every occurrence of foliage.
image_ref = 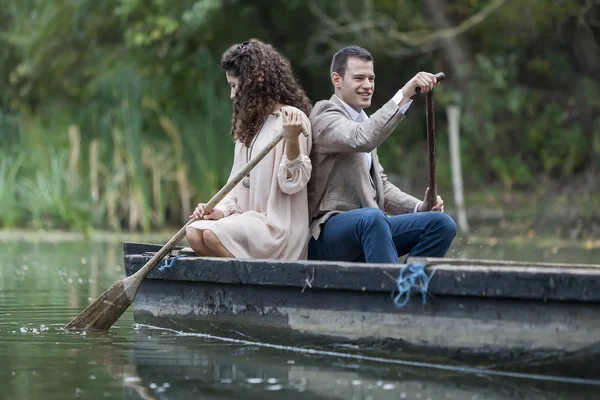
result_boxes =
[0,0,598,231]
[0,149,26,228]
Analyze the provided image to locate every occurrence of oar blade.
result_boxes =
[64,276,137,331]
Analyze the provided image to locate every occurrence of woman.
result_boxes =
[186,39,313,260]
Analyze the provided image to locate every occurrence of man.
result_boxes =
[307,46,456,264]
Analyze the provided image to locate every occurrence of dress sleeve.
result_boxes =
[277,112,312,195]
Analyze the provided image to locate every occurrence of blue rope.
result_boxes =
[393,263,436,307]
[158,254,188,272]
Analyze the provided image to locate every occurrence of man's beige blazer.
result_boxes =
[307,95,420,239]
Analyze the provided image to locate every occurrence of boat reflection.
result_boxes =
[111,328,599,400]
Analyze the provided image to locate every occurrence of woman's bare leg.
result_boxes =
[203,230,234,258]
[186,227,212,256]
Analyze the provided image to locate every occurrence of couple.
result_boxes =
[186,39,456,264]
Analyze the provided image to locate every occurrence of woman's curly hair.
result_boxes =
[221,39,312,147]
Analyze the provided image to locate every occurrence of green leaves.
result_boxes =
[182,0,224,26]
[0,0,598,230]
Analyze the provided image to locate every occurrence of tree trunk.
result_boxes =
[421,0,474,85]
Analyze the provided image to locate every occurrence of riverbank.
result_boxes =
[434,167,597,237]
[1,183,598,248]
[1,226,598,250]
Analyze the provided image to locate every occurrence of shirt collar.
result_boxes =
[335,95,369,122]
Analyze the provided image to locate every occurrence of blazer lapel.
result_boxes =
[330,95,353,120]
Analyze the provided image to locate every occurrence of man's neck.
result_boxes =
[334,92,363,114]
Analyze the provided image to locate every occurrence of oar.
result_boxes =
[65,121,308,331]
[416,72,445,210]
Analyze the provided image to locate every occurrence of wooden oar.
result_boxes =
[416,72,445,210]
[65,122,308,331]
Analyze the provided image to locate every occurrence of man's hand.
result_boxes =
[402,72,438,98]
[189,203,225,220]
[417,187,444,212]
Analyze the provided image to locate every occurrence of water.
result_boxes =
[1,237,598,399]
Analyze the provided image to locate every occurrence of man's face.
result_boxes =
[332,57,375,112]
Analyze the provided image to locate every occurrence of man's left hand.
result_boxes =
[418,187,444,212]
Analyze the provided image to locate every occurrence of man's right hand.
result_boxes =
[402,72,438,98]
[189,203,225,220]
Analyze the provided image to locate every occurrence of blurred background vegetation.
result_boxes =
[1,0,598,237]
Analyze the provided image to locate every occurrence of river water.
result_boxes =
[1,237,598,399]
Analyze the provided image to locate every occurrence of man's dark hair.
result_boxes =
[330,46,373,77]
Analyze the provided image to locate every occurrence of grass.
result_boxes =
[0,150,26,228]
[19,149,91,231]
[0,96,234,233]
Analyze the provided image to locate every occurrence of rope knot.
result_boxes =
[393,263,435,307]
[158,254,188,272]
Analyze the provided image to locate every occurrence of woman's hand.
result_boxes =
[282,107,304,143]
[189,203,225,220]
[282,107,304,163]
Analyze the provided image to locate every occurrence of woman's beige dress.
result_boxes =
[187,107,312,260]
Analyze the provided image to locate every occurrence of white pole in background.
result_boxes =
[447,105,469,234]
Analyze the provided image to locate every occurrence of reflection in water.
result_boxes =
[89,254,99,300]
[89,343,159,400]
[0,239,599,399]
[118,328,598,400]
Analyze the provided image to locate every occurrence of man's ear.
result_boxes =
[331,72,342,89]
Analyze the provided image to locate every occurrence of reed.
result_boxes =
[1,71,234,232]
[18,148,90,230]
[0,150,26,228]
[67,125,81,194]
[89,139,99,203]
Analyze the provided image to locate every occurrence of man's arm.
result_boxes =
[310,99,405,154]
[310,72,440,154]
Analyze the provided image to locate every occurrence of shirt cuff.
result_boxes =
[413,201,421,213]
[214,204,231,218]
[392,89,413,114]
[283,153,304,168]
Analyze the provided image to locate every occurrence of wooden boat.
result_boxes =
[123,241,600,363]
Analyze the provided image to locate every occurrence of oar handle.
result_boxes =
[415,72,445,94]
[416,72,445,210]
[203,130,289,214]
[136,127,303,278]
[202,123,307,215]
[426,91,437,210]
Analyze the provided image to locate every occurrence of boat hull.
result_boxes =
[123,242,600,361]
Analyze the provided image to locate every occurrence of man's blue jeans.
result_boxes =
[308,208,457,263]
